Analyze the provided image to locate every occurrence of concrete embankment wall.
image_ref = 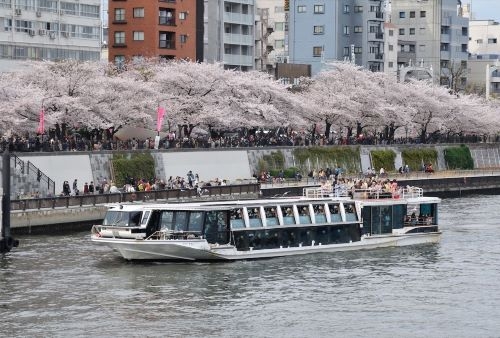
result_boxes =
[3,143,500,198]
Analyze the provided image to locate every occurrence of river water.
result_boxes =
[1,195,500,338]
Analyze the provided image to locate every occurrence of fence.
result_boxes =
[10,183,261,211]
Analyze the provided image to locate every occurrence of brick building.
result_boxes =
[108,0,203,65]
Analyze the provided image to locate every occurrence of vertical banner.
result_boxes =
[156,106,165,132]
[37,108,45,134]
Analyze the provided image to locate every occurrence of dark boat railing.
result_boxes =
[10,183,261,211]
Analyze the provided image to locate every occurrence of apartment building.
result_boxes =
[468,20,500,97]
[287,0,385,75]
[255,0,287,71]
[0,0,102,72]
[390,0,469,87]
[204,0,255,71]
[108,0,203,65]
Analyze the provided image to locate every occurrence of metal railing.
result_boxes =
[26,160,55,195]
[10,183,261,211]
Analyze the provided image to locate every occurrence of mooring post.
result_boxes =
[1,147,18,253]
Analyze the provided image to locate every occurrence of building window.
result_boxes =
[179,12,187,20]
[114,8,125,21]
[354,26,362,33]
[343,5,349,13]
[388,61,393,68]
[275,39,284,48]
[297,5,306,13]
[462,27,468,36]
[114,55,125,67]
[389,44,393,51]
[275,22,285,31]
[488,38,497,44]
[477,39,483,44]
[389,30,393,36]
[180,34,188,43]
[313,25,324,34]
[354,6,363,13]
[399,11,405,18]
[133,8,144,18]
[409,28,415,35]
[410,11,415,18]
[409,45,415,52]
[343,26,350,35]
[420,11,426,18]
[354,47,362,54]
[114,31,125,44]
[313,46,323,57]
[314,4,324,14]
[275,6,284,13]
[343,47,349,56]
[133,31,144,41]
[399,28,405,35]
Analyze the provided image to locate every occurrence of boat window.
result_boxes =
[204,211,229,244]
[392,204,405,229]
[313,204,327,223]
[188,212,204,232]
[247,207,263,228]
[103,210,142,227]
[230,209,245,229]
[344,203,357,221]
[328,204,342,222]
[159,211,174,230]
[141,211,150,225]
[298,205,311,224]
[173,211,188,231]
[264,207,279,226]
[281,205,296,225]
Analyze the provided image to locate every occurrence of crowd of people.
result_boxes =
[0,127,495,154]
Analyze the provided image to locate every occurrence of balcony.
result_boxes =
[223,54,253,66]
[440,50,451,60]
[367,11,384,21]
[367,52,384,62]
[368,32,383,41]
[223,12,253,25]
[440,33,450,43]
[159,40,175,49]
[224,33,253,45]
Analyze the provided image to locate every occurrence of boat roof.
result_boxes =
[106,194,439,212]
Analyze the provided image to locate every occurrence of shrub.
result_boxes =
[444,145,474,169]
[112,152,155,186]
[370,150,396,172]
[402,148,438,171]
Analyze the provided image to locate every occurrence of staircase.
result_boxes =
[0,154,55,198]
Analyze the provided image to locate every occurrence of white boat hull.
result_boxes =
[91,232,441,261]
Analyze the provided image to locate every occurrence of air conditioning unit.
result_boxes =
[62,31,69,38]
[49,31,56,39]
[36,10,42,17]
[15,9,22,15]
[28,29,35,36]
[39,29,46,35]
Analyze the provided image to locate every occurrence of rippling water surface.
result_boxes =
[2,195,500,337]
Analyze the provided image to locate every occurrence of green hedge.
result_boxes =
[258,151,285,172]
[444,145,474,169]
[293,147,360,174]
[370,150,396,172]
[402,148,438,171]
[112,153,156,186]
[269,167,300,178]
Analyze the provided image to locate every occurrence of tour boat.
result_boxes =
[90,186,441,261]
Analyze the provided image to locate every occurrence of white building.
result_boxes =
[469,20,500,58]
[0,0,102,72]
[204,0,255,71]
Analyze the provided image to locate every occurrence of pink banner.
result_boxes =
[156,106,165,132]
[36,108,45,134]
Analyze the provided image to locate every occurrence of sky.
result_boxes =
[463,0,500,21]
